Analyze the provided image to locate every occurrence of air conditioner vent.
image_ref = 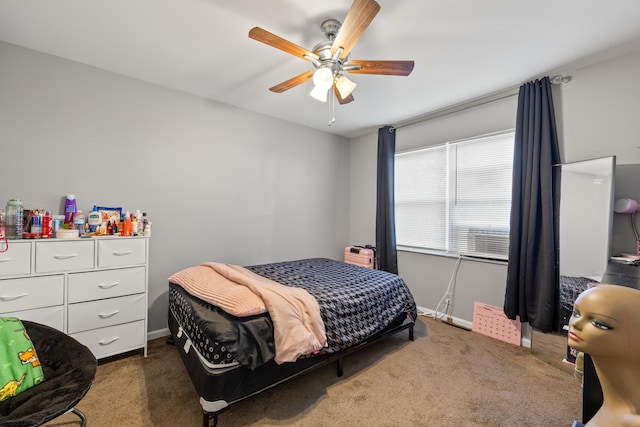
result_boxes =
[467,228,509,256]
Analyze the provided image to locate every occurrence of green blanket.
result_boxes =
[0,317,45,402]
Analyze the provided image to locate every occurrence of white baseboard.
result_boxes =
[416,305,531,348]
[417,306,473,330]
[148,327,170,341]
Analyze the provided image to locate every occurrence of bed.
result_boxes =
[559,275,597,327]
[167,258,417,427]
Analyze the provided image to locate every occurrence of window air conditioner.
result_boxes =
[467,228,509,255]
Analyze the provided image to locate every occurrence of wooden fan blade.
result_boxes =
[331,0,380,59]
[334,86,355,104]
[347,60,415,76]
[269,70,314,93]
[249,27,319,61]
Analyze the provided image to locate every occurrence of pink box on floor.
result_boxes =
[344,246,375,269]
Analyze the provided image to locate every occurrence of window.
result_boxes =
[394,131,514,260]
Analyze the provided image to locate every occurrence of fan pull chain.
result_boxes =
[328,88,336,126]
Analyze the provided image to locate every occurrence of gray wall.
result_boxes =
[562,49,640,257]
[349,47,640,326]
[0,41,350,335]
[3,38,639,335]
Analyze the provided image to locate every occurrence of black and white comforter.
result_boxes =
[169,258,416,370]
[246,258,417,354]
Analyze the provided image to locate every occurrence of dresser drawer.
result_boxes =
[98,238,146,268]
[68,267,146,303]
[0,275,64,312]
[70,319,145,359]
[35,240,95,273]
[3,306,64,331]
[0,241,31,277]
[67,293,146,333]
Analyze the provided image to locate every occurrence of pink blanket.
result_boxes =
[170,262,327,363]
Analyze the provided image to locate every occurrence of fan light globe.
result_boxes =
[310,67,333,102]
[335,75,357,99]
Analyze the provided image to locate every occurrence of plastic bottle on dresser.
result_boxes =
[42,210,52,238]
[64,195,77,227]
[5,199,24,239]
[88,207,101,233]
[52,215,65,237]
[123,212,132,236]
[140,212,147,235]
[30,210,43,237]
[74,210,86,236]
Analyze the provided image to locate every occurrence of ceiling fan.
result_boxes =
[248,0,415,105]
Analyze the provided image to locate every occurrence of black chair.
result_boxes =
[0,321,97,426]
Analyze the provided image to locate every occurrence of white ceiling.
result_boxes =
[2,0,640,138]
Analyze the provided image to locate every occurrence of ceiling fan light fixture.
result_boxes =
[310,67,333,102]
[335,74,357,99]
[310,85,330,102]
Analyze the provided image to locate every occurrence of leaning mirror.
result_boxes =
[531,156,616,371]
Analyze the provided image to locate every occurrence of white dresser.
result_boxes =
[0,236,148,359]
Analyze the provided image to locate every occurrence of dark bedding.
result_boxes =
[169,258,417,371]
[168,257,417,425]
[245,258,417,353]
[559,275,596,327]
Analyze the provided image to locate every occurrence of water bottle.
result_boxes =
[5,199,24,239]
[74,210,86,236]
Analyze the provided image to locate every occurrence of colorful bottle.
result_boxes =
[42,210,52,238]
[64,194,77,226]
[75,210,86,236]
[88,207,101,233]
[30,210,43,237]
[135,210,143,235]
[123,212,132,236]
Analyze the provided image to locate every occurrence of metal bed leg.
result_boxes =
[203,411,219,427]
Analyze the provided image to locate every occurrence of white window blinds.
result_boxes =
[395,131,514,259]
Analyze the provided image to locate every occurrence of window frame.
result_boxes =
[394,130,515,261]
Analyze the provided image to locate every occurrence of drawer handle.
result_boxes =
[98,310,120,319]
[0,258,12,263]
[98,282,120,289]
[1,292,29,301]
[98,336,119,346]
[113,250,133,256]
[54,253,79,260]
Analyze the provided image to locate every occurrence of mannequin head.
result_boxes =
[567,284,640,362]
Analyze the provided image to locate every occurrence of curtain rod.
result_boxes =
[392,74,572,131]
[393,85,520,131]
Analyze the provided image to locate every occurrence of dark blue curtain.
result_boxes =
[376,125,398,274]
[504,77,561,332]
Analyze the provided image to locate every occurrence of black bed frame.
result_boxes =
[168,312,415,427]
